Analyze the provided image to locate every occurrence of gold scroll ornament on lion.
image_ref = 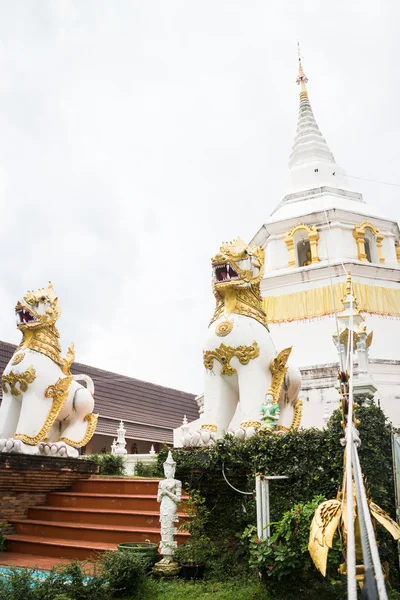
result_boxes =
[2,367,36,397]
[203,342,260,376]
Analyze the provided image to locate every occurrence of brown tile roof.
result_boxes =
[0,341,198,443]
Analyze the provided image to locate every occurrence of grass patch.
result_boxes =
[146,578,266,599]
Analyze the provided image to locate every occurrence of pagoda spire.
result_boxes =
[288,44,336,170]
[296,42,309,100]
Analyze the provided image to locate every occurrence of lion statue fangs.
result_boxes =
[182,238,302,447]
[0,283,98,458]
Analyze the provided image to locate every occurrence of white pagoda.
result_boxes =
[251,50,400,427]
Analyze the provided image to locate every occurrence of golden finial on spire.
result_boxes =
[296,42,308,100]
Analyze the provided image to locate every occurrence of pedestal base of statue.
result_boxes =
[152,556,180,578]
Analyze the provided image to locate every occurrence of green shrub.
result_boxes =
[242,495,345,599]
[83,453,125,476]
[0,568,36,600]
[157,403,400,590]
[134,459,158,477]
[100,549,150,598]
[36,561,107,600]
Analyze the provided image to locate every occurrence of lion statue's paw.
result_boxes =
[0,438,39,454]
[39,441,79,459]
[182,429,216,448]
[229,426,257,441]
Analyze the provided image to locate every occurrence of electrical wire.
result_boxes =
[221,462,253,495]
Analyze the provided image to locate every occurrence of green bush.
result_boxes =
[83,453,125,476]
[242,495,345,599]
[0,555,149,600]
[157,403,399,589]
[0,568,36,600]
[134,459,158,477]
[100,550,150,598]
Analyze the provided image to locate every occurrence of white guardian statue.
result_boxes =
[0,283,98,458]
[183,238,303,446]
[153,451,182,577]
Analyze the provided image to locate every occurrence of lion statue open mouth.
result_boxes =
[0,283,98,458]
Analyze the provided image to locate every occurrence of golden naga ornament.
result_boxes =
[2,367,36,397]
[268,347,292,404]
[203,342,260,376]
[215,320,234,337]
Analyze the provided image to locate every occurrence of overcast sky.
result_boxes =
[0,1,399,395]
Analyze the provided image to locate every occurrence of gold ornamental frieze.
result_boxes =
[2,367,36,397]
[203,342,260,376]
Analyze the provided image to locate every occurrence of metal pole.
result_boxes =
[353,445,388,599]
[256,475,262,539]
[345,289,358,600]
[265,479,270,540]
[261,478,267,540]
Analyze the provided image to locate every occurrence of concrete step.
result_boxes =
[6,534,119,561]
[46,492,160,511]
[12,519,189,545]
[28,505,188,528]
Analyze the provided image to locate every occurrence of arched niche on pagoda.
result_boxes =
[284,223,320,268]
[353,221,385,264]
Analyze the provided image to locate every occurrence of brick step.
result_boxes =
[47,492,159,511]
[73,478,161,495]
[11,519,189,545]
[6,534,119,561]
[29,505,188,528]
[0,551,74,570]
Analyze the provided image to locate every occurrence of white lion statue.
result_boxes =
[183,238,302,447]
[0,283,98,458]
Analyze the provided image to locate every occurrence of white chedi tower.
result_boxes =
[251,49,400,427]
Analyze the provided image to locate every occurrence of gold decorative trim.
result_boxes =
[200,424,217,432]
[353,220,385,264]
[275,425,290,433]
[11,353,25,366]
[61,342,75,376]
[240,420,261,429]
[268,348,292,404]
[203,342,260,376]
[290,399,303,431]
[263,282,400,323]
[2,367,36,397]
[396,245,400,264]
[284,223,320,268]
[215,320,234,337]
[60,412,99,448]
[14,375,73,446]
